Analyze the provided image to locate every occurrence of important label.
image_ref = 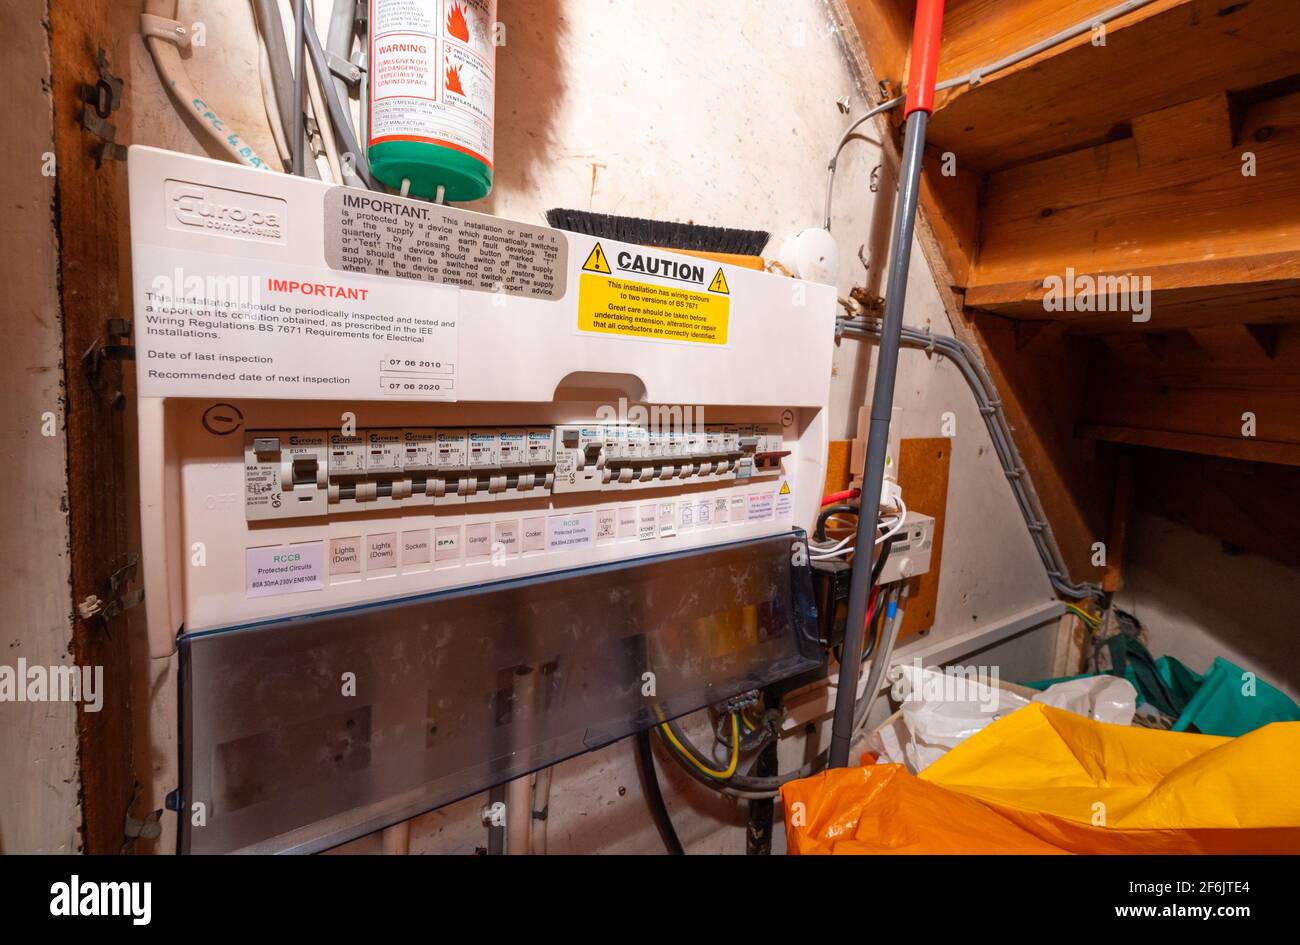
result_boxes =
[576,243,731,346]
[135,244,459,402]
[324,188,567,300]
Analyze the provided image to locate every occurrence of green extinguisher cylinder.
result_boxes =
[368,0,497,201]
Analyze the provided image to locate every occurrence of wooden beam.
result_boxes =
[972,86,1300,308]
[919,145,983,287]
[926,0,1300,172]
[1132,92,1233,166]
[50,1,140,854]
[1080,425,1300,466]
[965,254,1300,332]
[1188,324,1279,361]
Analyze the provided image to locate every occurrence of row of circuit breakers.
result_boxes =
[245,422,790,521]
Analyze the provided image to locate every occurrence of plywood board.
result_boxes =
[895,437,951,639]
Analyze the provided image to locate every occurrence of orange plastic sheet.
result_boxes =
[782,703,1300,854]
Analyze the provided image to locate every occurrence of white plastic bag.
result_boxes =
[866,666,1137,773]
[1032,675,1137,725]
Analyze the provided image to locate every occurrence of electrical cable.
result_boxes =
[877,497,907,545]
[859,583,889,664]
[249,0,314,178]
[256,29,291,167]
[142,0,273,170]
[839,317,1101,600]
[291,0,307,176]
[821,488,861,507]
[856,583,908,737]
[300,5,374,186]
[816,503,858,542]
[326,0,358,126]
[304,35,344,183]
[659,713,740,780]
[634,730,685,855]
[824,0,1160,230]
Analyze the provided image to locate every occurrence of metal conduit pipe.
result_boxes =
[839,317,1102,601]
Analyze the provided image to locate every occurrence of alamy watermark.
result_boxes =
[0,660,103,712]
[1042,267,1151,323]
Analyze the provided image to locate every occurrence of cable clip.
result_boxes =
[140,13,192,48]
[968,68,984,88]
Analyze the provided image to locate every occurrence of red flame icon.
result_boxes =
[445,64,464,95]
[447,3,470,43]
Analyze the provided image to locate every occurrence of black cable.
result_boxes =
[871,534,897,586]
[634,730,685,855]
[861,585,889,664]
[815,503,858,542]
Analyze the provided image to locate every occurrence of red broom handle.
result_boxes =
[904,0,946,117]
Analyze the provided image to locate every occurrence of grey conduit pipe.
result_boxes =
[828,112,930,769]
[838,318,1102,601]
[828,0,945,770]
[291,0,307,176]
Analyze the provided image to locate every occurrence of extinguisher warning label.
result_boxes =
[324,188,567,301]
[369,0,496,167]
[576,243,731,346]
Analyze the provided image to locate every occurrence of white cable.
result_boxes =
[256,23,291,164]
[813,511,903,559]
[142,0,274,170]
[875,497,906,545]
[305,31,343,183]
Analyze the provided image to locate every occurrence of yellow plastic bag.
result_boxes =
[782,703,1300,854]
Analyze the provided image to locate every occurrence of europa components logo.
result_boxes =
[166,180,286,243]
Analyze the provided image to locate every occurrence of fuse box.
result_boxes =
[130,147,837,656]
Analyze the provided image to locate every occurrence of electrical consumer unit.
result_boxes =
[129,148,835,852]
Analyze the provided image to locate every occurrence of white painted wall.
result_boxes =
[0,0,81,853]
[127,0,1060,853]
[1115,513,1300,704]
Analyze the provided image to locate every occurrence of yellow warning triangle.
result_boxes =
[582,242,612,274]
[779,481,791,495]
[709,267,730,294]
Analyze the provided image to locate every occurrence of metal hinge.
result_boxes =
[77,49,126,167]
[77,554,144,629]
[82,317,135,409]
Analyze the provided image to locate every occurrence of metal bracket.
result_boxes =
[77,49,127,167]
[77,554,144,630]
[122,781,163,852]
[82,318,135,409]
[328,50,365,85]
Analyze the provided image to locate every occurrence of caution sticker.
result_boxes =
[576,243,730,346]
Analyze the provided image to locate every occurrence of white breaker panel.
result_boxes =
[129,148,836,657]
